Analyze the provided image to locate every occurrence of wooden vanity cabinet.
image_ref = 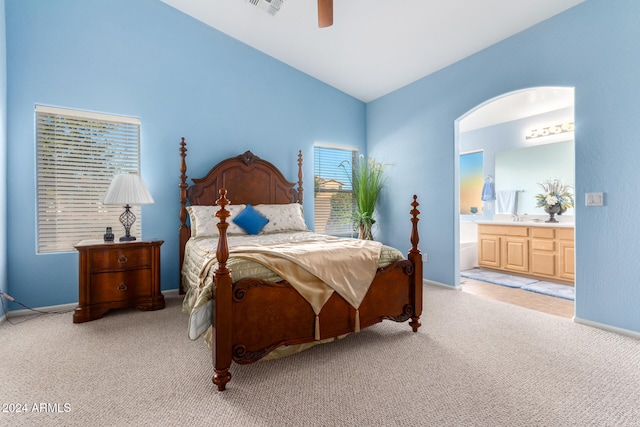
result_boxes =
[478,225,529,274]
[478,224,574,283]
[530,227,556,277]
[557,228,575,281]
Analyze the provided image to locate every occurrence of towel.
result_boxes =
[496,190,518,214]
[481,182,495,201]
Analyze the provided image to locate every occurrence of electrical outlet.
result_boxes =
[424,253,428,263]
[585,192,604,206]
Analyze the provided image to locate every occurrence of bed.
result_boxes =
[178,138,423,391]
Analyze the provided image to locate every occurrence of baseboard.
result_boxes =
[4,289,182,319]
[8,302,77,318]
[163,288,180,297]
[573,316,640,340]
[424,279,461,291]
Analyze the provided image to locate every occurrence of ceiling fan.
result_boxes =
[317,0,333,28]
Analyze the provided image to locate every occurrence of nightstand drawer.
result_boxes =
[90,269,151,302]
[90,247,151,272]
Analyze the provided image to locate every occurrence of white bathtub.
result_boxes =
[460,221,478,271]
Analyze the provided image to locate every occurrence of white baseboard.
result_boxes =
[573,316,640,340]
[4,288,183,320]
[8,302,77,318]
[424,279,461,291]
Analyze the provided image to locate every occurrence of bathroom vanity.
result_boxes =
[477,222,574,284]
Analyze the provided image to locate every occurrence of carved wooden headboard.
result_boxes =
[178,138,304,287]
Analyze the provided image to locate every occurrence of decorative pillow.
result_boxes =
[186,204,247,237]
[232,204,270,235]
[254,203,308,234]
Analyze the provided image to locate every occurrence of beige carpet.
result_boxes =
[1,284,639,426]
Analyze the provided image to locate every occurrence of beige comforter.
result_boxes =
[181,231,404,343]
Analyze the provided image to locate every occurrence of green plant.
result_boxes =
[340,154,386,240]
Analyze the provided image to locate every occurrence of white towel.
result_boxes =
[496,190,518,214]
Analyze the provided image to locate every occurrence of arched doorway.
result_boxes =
[455,87,575,316]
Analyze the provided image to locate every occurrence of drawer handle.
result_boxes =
[118,255,128,264]
[117,282,128,291]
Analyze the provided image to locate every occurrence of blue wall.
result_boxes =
[5,0,640,336]
[5,0,365,309]
[0,0,6,320]
[368,0,640,334]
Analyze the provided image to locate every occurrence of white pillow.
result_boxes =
[186,204,247,237]
[253,203,308,233]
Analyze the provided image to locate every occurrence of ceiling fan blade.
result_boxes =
[318,0,333,28]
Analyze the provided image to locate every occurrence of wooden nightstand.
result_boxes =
[73,239,165,323]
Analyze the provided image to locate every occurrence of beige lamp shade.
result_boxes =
[102,173,154,205]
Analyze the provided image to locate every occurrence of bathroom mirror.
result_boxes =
[495,140,575,216]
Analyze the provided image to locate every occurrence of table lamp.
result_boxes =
[102,173,154,241]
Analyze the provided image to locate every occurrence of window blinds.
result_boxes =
[313,145,357,237]
[36,105,142,253]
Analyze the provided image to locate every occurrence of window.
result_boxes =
[36,105,142,253]
[313,145,357,237]
[459,150,484,215]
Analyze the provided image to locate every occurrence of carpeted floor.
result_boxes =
[1,284,638,426]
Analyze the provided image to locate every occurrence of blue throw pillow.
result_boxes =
[233,204,269,235]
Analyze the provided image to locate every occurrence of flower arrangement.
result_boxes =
[535,179,575,211]
[340,154,386,240]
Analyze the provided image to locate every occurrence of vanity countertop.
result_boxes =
[472,220,574,228]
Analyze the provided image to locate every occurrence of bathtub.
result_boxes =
[460,221,478,271]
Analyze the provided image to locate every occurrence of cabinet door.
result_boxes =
[530,238,556,277]
[558,240,575,281]
[478,235,501,268]
[502,236,529,273]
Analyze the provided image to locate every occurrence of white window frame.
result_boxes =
[313,143,358,237]
[36,105,142,254]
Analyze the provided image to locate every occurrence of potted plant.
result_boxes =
[341,154,386,240]
[535,179,574,222]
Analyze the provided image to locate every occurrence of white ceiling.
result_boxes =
[160,0,584,104]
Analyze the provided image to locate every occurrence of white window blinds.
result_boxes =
[36,105,142,253]
[313,145,357,237]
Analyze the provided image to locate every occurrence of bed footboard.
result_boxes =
[210,189,422,391]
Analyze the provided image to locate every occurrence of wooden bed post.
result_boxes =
[297,150,304,204]
[212,189,233,391]
[179,138,189,294]
[408,195,423,332]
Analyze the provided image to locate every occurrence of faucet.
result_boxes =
[512,214,520,222]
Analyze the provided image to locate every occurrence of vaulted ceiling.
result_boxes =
[161,0,584,103]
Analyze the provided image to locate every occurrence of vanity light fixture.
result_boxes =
[526,122,575,141]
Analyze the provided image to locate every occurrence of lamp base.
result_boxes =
[119,235,137,242]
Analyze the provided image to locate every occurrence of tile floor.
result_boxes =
[461,277,574,319]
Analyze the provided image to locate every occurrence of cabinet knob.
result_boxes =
[117,282,128,291]
[118,255,128,264]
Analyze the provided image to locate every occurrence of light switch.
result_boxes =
[585,192,603,206]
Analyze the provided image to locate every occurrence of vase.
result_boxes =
[544,204,561,223]
[358,222,374,240]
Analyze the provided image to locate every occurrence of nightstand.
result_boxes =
[73,239,165,323]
